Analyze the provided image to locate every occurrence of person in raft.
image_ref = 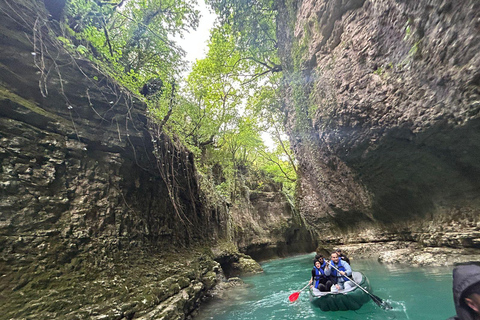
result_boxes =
[448,263,480,320]
[324,252,353,292]
[336,248,351,265]
[309,255,333,292]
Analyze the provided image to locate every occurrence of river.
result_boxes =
[194,252,455,320]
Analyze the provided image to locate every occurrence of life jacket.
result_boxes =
[312,261,327,288]
[330,258,349,282]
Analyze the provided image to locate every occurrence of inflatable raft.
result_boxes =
[309,271,371,311]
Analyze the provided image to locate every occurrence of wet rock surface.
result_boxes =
[211,241,263,278]
[2,247,221,319]
[336,241,480,266]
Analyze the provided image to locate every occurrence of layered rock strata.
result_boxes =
[0,0,225,318]
[231,182,316,261]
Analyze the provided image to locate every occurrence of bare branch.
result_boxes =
[258,150,296,182]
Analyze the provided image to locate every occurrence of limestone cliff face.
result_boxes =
[0,0,229,318]
[0,1,316,317]
[231,182,316,260]
[277,0,480,248]
[0,0,218,261]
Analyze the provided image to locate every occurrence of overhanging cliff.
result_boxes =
[277,0,480,249]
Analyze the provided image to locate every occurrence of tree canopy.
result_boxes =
[62,0,296,199]
[64,0,199,88]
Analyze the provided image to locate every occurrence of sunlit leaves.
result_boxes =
[63,0,297,197]
[206,0,280,82]
[64,0,200,88]
[175,2,295,197]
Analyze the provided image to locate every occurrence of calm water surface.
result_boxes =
[195,253,455,320]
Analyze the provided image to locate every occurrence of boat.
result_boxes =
[309,271,372,311]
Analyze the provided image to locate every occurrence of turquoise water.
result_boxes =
[195,253,456,320]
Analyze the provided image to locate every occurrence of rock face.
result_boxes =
[0,0,227,318]
[231,183,316,260]
[277,0,480,249]
[0,0,216,261]
[0,1,316,318]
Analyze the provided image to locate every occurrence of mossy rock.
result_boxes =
[177,276,191,289]
[235,256,263,275]
[202,271,217,290]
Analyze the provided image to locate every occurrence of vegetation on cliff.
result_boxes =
[0,0,317,318]
[61,0,296,202]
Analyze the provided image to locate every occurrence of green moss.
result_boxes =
[2,247,219,319]
[202,271,217,289]
[285,0,299,30]
[403,18,414,41]
[0,86,66,124]
[409,40,422,58]
[374,67,384,75]
[214,239,239,255]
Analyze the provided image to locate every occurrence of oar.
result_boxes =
[288,282,310,302]
[329,264,392,310]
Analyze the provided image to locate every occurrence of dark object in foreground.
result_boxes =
[448,263,480,320]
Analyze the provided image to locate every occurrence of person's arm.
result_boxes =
[309,269,314,285]
[343,261,352,277]
[324,262,331,276]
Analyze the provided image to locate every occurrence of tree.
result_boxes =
[206,0,281,82]
[63,0,297,198]
[173,25,244,162]
[64,0,200,88]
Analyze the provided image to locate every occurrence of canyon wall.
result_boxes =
[0,1,229,317]
[231,180,315,261]
[0,1,316,318]
[277,0,480,254]
[0,0,219,264]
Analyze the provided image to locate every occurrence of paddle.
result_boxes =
[288,282,310,302]
[329,263,392,310]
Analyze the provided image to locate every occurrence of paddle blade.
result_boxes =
[289,292,300,302]
[379,300,393,310]
[371,294,392,310]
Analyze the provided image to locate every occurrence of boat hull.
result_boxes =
[309,271,371,311]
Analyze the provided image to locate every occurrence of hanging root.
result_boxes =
[149,120,195,228]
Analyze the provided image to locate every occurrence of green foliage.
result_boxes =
[151,10,296,199]
[374,67,384,75]
[57,36,73,47]
[61,0,297,200]
[403,18,413,41]
[206,0,281,82]
[63,0,199,90]
[207,0,277,56]
[153,25,244,160]
[409,40,422,57]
